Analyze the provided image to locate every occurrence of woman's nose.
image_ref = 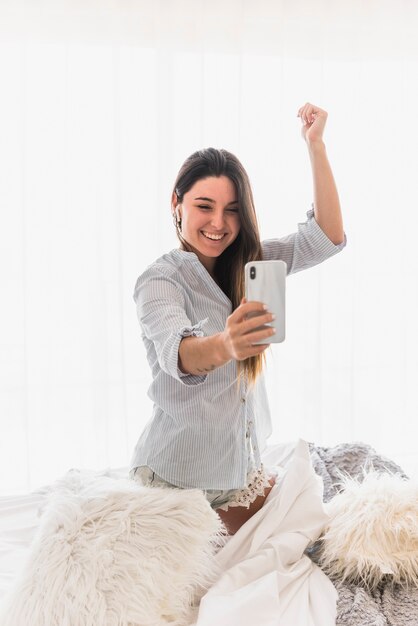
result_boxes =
[210,212,225,229]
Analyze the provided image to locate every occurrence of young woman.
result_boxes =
[129,102,346,535]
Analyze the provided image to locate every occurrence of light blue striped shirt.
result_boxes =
[130,206,346,489]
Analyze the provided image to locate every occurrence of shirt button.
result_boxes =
[248,420,253,426]
[241,397,246,403]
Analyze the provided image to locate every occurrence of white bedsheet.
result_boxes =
[0,440,337,624]
[194,439,338,626]
[0,493,45,601]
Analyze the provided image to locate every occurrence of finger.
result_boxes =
[243,325,276,345]
[240,343,270,360]
[300,103,319,125]
[304,104,314,124]
[298,104,310,125]
[240,312,275,335]
[232,301,268,323]
[306,104,325,123]
[307,105,319,124]
[248,343,270,357]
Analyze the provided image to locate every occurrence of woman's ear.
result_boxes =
[171,194,182,230]
[171,191,182,219]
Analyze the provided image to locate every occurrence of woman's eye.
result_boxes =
[197,205,239,212]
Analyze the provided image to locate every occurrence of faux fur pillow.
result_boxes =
[318,470,418,590]
[0,469,224,626]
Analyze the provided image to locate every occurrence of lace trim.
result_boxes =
[215,464,274,511]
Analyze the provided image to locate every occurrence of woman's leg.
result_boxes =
[215,476,276,535]
[131,466,277,536]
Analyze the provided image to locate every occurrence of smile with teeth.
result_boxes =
[201,231,226,241]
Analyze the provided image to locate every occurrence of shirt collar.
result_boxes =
[170,249,232,308]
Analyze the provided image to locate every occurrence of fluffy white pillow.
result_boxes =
[319,470,418,590]
[0,469,224,626]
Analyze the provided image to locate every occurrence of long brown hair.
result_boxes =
[171,147,267,389]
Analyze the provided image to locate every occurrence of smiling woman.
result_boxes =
[130,138,346,535]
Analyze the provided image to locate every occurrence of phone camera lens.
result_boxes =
[250,266,256,279]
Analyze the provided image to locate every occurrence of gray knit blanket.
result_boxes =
[307,442,418,626]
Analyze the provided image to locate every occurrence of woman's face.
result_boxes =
[172,175,241,275]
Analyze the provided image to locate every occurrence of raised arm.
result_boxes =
[297,102,344,245]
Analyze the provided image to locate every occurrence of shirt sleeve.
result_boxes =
[133,267,209,386]
[261,204,347,275]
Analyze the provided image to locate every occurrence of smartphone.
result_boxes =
[244,260,286,344]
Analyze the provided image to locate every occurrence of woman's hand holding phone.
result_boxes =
[220,298,275,361]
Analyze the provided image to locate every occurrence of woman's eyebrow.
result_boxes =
[194,196,238,205]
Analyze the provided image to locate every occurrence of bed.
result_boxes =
[0,440,417,626]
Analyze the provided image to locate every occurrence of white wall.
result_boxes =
[1,0,417,493]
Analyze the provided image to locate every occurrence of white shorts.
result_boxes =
[129,464,284,511]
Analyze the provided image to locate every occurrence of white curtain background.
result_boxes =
[1,0,417,494]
